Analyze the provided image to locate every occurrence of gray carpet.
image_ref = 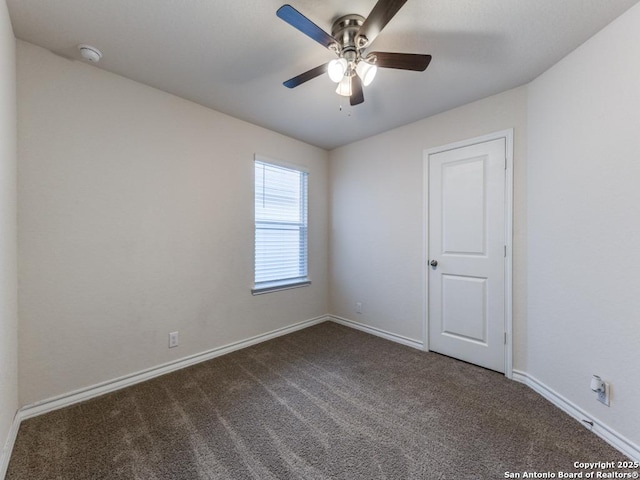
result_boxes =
[7,322,628,479]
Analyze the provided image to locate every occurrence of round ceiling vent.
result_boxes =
[78,45,102,63]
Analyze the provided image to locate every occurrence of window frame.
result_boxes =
[252,155,310,295]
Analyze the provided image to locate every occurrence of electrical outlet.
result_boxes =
[169,331,179,348]
[356,302,363,314]
[597,382,610,407]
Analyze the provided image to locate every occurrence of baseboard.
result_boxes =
[327,315,424,350]
[0,410,22,480]
[14,313,422,423]
[7,319,636,474]
[18,314,421,421]
[19,315,329,421]
[512,370,640,462]
[16,315,424,422]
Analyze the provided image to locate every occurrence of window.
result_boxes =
[253,157,309,294]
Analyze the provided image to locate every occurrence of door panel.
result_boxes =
[442,274,487,344]
[442,156,486,255]
[428,138,506,372]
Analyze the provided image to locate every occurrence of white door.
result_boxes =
[428,137,506,372]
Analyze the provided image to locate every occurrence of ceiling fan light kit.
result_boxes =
[276,0,431,106]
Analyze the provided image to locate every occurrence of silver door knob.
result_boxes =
[430,260,438,267]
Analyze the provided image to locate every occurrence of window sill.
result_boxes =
[252,279,311,295]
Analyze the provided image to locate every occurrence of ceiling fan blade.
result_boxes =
[350,75,364,106]
[277,4,337,49]
[283,63,328,89]
[369,52,432,71]
[357,0,408,46]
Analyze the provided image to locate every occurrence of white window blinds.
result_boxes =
[253,159,309,294]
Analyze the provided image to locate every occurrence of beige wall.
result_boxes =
[329,86,528,370]
[0,0,17,467]
[17,41,329,406]
[527,3,640,445]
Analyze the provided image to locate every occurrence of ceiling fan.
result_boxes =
[276,0,432,106]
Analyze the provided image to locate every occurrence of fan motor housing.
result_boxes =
[331,14,365,58]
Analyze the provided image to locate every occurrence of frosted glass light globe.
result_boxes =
[335,75,352,96]
[328,58,348,83]
[356,60,377,86]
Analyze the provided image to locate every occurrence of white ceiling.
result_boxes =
[7,0,639,150]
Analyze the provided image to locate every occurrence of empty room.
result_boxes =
[1,0,639,478]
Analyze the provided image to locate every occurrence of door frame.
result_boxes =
[423,129,514,379]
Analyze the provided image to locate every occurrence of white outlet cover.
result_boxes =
[597,382,610,407]
[169,331,179,348]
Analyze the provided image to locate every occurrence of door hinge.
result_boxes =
[504,332,507,344]
[504,245,507,257]
[504,157,507,169]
